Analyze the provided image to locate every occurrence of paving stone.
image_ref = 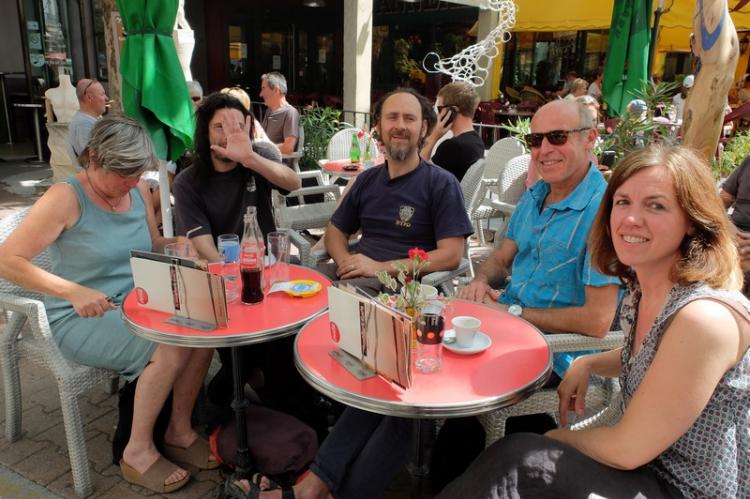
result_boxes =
[47,468,120,499]
[84,432,117,474]
[12,447,69,486]
[0,438,48,467]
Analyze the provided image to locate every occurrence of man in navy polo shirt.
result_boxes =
[324,88,473,294]
[271,89,473,499]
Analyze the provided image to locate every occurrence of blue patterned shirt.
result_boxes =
[500,164,621,375]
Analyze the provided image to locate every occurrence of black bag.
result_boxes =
[211,403,318,486]
[112,378,173,465]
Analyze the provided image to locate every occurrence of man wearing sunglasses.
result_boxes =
[460,99,620,370]
[420,81,484,181]
[68,78,109,157]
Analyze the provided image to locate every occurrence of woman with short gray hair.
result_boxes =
[0,115,216,493]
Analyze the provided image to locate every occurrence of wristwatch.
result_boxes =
[508,304,523,317]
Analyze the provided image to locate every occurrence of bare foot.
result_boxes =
[122,445,188,486]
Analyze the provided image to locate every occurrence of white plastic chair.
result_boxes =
[0,208,117,497]
[326,128,379,162]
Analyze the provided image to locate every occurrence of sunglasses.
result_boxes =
[524,127,590,148]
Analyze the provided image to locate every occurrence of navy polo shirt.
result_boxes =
[330,161,473,262]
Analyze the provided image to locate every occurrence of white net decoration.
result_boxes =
[423,0,517,88]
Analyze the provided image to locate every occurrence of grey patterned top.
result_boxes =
[619,282,749,499]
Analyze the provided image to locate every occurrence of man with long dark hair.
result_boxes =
[172,92,300,408]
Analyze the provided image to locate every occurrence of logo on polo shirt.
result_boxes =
[246,177,256,193]
[396,205,415,228]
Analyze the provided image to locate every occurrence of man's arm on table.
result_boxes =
[507,284,620,337]
[459,239,518,302]
[190,234,222,263]
[325,223,465,280]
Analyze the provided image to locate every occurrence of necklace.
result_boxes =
[84,168,123,212]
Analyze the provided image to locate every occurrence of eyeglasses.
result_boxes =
[524,128,590,148]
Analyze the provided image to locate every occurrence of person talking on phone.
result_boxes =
[420,81,485,181]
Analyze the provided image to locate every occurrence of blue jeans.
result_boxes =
[310,407,414,499]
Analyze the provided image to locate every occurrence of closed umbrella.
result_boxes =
[117,0,194,236]
[603,0,652,117]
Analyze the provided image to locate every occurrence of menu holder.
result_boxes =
[129,250,228,330]
[328,285,412,389]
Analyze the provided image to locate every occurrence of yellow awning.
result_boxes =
[511,0,750,53]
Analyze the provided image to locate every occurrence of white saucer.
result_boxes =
[443,330,492,355]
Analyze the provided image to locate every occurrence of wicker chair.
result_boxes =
[0,208,117,497]
[476,330,625,447]
[482,137,526,198]
[489,153,531,246]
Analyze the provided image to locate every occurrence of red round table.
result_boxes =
[122,264,331,482]
[122,265,331,348]
[294,299,552,419]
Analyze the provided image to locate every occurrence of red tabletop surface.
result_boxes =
[122,265,332,348]
[320,158,385,176]
[295,299,552,418]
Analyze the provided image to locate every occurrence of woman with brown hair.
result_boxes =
[437,145,749,498]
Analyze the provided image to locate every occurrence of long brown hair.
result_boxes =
[589,144,742,290]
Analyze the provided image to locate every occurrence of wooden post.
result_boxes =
[681,0,738,161]
[101,0,123,115]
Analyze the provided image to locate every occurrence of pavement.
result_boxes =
[0,143,495,498]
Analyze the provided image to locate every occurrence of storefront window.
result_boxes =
[91,0,108,81]
[24,0,74,91]
[584,30,608,77]
[229,25,248,85]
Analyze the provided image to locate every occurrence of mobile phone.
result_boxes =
[442,107,458,126]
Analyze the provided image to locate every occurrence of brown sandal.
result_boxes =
[119,456,190,493]
[163,436,220,473]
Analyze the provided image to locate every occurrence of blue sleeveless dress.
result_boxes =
[44,176,157,380]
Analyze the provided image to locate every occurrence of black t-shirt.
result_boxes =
[431,131,485,181]
[722,155,750,231]
[173,142,283,240]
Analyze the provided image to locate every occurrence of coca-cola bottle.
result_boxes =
[240,206,264,304]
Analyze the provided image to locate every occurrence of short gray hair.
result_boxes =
[261,72,287,95]
[83,116,157,176]
[575,100,594,129]
[187,80,203,97]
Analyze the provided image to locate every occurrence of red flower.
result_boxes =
[357,130,365,139]
[408,248,429,261]
[405,276,413,283]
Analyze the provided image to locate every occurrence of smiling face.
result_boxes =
[377,92,427,162]
[610,165,692,274]
[529,100,595,194]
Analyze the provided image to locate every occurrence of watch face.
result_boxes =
[509,304,522,317]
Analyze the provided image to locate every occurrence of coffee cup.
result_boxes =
[452,316,481,347]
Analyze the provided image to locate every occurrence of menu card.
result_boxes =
[328,285,412,389]
[129,250,228,329]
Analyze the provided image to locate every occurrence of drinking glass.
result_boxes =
[266,231,290,287]
[217,234,240,303]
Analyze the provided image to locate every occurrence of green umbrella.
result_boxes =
[117,0,194,161]
[603,0,652,117]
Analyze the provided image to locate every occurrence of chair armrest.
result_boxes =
[544,330,625,353]
[489,199,516,216]
[285,184,341,200]
[284,229,313,267]
[282,151,304,160]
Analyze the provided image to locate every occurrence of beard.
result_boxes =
[385,130,417,161]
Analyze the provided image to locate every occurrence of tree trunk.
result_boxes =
[101,0,123,115]
[682,0,738,161]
